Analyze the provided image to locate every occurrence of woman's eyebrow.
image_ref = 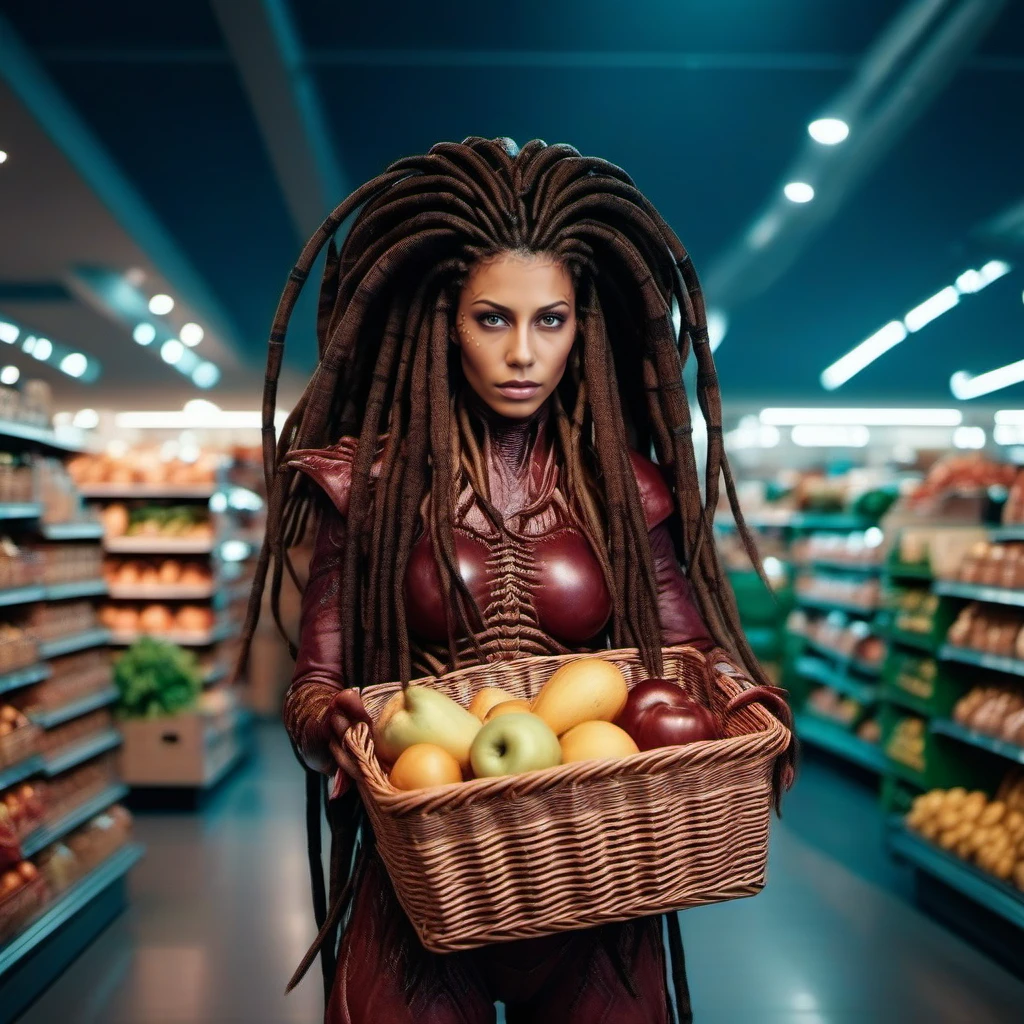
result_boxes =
[470,299,571,314]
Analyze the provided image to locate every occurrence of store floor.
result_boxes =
[15,725,1024,1024]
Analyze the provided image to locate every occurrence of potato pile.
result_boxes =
[906,776,1024,891]
[953,685,1024,746]
[947,601,1024,660]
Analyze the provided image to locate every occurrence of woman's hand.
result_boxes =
[326,689,372,797]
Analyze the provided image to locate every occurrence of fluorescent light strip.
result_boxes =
[760,407,962,427]
[115,410,288,430]
[791,425,870,447]
[950,358,1024,400]
[820,260,1013,389]
[996,410,1024,425]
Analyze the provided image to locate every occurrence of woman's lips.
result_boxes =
[495,383,542,400]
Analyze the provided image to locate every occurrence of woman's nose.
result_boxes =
[506,326,536,368]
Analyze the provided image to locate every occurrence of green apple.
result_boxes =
[375,686,480,771]
[470,713,561,778]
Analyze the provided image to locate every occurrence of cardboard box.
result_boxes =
[119,712,238,787]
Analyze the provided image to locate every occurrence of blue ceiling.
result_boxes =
[3,0,1023,404]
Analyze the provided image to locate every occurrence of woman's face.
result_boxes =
[454,252,577,420]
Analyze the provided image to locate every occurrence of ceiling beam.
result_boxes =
[212,0,347,241]
[0,13,246,365]
[704,0,1008,311]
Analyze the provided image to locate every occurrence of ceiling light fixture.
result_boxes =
[821,321,907,390]
[148,294,174,315]
[60,352,89,378]
[132,323,156,346]
[192,362,221,389]
[160,339,185,365]
[760,407,961,427]
[32,337,53,361]
[0,151,7,164]
[0,366,19,385]
[180,323,204,347]
[952,426,986,449]
[72,409,99,429]
[791,424,870,447]
[808,118,850,145]
[784,182,815,204]
[950,358,1024,400]
[0,321,19,344]
[904,286,959,332]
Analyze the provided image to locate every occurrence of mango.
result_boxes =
[531,658,629,737]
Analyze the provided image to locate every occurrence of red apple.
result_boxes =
[616,678,692,737]
[629,699,719,751]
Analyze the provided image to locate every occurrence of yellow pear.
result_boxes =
[469,686,517,721]
[483,699,533,722]
[375,686,481,771]
[531,658,629,736]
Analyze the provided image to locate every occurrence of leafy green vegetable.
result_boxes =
[114,637,202,718]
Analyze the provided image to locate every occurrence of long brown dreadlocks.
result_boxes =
[237,137,790,1014]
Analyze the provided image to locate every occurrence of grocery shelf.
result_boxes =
[802,636,882,677]
[0,663,50,697]
[107,582,216,600]
[0,418,84,454]
[0,842,143,979]
[80,482,218,499]
[794,711,889,774]
[0,754,44,791]
[940,644,1024,679]
[887,563,934,582]
[988,526,1024,542]
[888,824,1024,931]
[796,595,878,617]
[933,580,1024,609]
[43,578,108,601]
[882,686,935,720]
[42,729,122,777]
[20,783,130,858]
[103,535,216,555]
[807,561,883,575]
[795,655,878,705]
[0,503,42,520]
[39,521,105,541]
[930,719,1024,766]
[29,686,119,730]
[883,628,937,655]
[108,622,233,647]
[38,628,111,660]
[0,584,45,607]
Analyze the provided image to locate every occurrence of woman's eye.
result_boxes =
[479,314,506,328]
[539,314,565,328]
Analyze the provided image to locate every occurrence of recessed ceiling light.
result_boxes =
[808,118,850,145]
[0,365,19,385]
[0,151,8,165]
[32,337,53,361]
[180,323,204,347]
[149,294,174,315]
[133,323,156,346]
[0,321,19,344]
[160,338,185,365]
[192,362,220,389]
[784,182,815,203]
[60,352,89,378]
[73,408,99,429]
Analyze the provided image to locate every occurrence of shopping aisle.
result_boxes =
[15,726,1024,1024]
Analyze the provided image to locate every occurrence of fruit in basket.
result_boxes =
[560,720,639,763]
[483,699,532,722]
[17,861,37,883]
[615,678,691,736]
[468,686,516,721]
[470,713,561,778]
[1,869,21,896]
[375,686,481,770]
[389,744,463,790]
[626,698,718,751]
[531,658,628,736]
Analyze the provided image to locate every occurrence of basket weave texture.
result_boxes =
[345,645,789,953]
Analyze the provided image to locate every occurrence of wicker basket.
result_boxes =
[344,645,790,953]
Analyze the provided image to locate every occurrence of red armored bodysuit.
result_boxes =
[284,397,711,1023]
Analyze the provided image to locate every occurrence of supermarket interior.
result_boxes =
[2,3,1024,1023]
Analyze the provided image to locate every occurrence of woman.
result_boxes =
[241,137,793,1024]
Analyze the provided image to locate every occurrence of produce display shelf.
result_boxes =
[883,628,937,655]
[795,655,878,705]
[939,644,1024,679]
[930,719,1024,766]
[42,729,122,777]
[888,824,1024,931]
[108,622,233,647]
[0,842,143,978]
[0,584,45,608]
[794,711,888,774]
[933,580,1024,609]
[881,686,935,720]
[80,483,218,499]
[988,526,1024,542]
[20,783,130,858]
[43,578,108,601]
[29,686,119,730]
[0,663,50,697]
[0,419,83,454]
[0,755,44,792]
[802,636,882,677]
[39,521,105,541]
[103,535,216,555]
[38,628,111,660]
[107,582,216,600]
[795,595,878,617]
[887,563,934,581]
[807,560,883,575]
[0,503,42,520]
[886,758,927,791]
